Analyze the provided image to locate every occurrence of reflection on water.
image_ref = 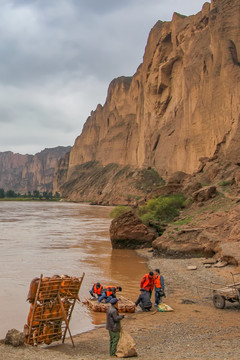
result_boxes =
[0,201,148,338]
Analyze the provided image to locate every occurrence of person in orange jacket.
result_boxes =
[89,282,103,299]
[98,286,122,303]
[154,268,165,306]
[140,271,155,298]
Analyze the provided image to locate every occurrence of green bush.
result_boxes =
[138,193,186,234]
[218,180,232,187]
[110,206,131,219]
[135,168,165,193]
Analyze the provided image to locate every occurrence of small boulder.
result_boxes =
[213,261,228,268]
[181,299,196,304]
[5,329,25,347]
[167,171,188,185]
[193,186,217,202]
[187,265,197,270]
[204,264,212,268]
[203,258,217,265]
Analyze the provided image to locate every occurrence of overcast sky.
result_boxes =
[0,0,207,155]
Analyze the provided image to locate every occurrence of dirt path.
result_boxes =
[1,252,240,360]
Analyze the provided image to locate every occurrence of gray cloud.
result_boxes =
[0,0,206,154]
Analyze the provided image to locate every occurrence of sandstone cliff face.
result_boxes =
[57,0,240,202]
[0,147,71,194]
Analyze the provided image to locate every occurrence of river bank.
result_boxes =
[1,250,240,359]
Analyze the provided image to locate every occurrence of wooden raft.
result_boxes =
[83,295,135,313]
[25,273,85,347]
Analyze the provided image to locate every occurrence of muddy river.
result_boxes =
[0,201,148,339]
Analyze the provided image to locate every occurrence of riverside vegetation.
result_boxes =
[110,193,186,236]
[0,189,61,201]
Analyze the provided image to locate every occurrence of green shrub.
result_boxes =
[173,216,193,226]
[135,168,165,193]
[110,206,131,219]
[138,193,186,234]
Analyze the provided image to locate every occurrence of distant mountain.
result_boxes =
[0,146,71,193]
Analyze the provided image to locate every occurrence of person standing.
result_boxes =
[135,288,152,312]
[154,268,165,306]
[140,271,155,298]
[106,298,124,357]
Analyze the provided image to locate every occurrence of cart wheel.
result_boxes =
[213,294,225,309]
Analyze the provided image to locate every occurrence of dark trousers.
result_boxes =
[109,330,120,356]
[155,289,163,305]
[139,303,152,312]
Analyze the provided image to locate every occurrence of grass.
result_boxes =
[218,180,232,187]
[110,206,131,218]
[172,216,193,226]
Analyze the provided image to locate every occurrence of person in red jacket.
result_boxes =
[140,271,155,298]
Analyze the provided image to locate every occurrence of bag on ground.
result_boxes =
[116,328,137,358]
[158,303,173,312]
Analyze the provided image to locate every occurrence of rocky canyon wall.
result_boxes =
[0,147,71,194]
[55,0,240,202]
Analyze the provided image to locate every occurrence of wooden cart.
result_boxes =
[25,273,85,347]
[212,272,240,309]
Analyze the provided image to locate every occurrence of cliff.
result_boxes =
[55,0,240,204]
[0,147,71,194]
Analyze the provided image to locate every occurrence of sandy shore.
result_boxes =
[1,251,240,359]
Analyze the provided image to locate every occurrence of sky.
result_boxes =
[0,0,207,155]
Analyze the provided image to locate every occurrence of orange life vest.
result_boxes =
[105,286,116,297]
[142,274,155,290]
[155,274,162,288]
[93,283,103,295]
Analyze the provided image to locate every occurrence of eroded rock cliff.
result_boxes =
[55,0,240,203]
[0,147,71,193]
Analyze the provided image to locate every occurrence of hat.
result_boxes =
[96,282,100,287]
[110,298,118,304]
[149,271,154,277]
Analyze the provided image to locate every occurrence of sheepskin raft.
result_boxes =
[83,295,135,313]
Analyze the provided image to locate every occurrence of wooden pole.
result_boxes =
[27,274,42,345]
[58,294,75,347]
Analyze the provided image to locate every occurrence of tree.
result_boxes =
[6,190,16,198]
[0,188,5,198]
[33,190,40,198]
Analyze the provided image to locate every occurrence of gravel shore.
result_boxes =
[1,251,240,360]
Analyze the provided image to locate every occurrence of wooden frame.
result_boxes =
[26,273,85,347]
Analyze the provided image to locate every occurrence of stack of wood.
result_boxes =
[83,295,135,313]
[25,273,84,347]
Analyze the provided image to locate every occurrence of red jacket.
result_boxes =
[140,273,155,291]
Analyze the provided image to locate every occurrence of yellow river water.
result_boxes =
[0,201,148,338]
